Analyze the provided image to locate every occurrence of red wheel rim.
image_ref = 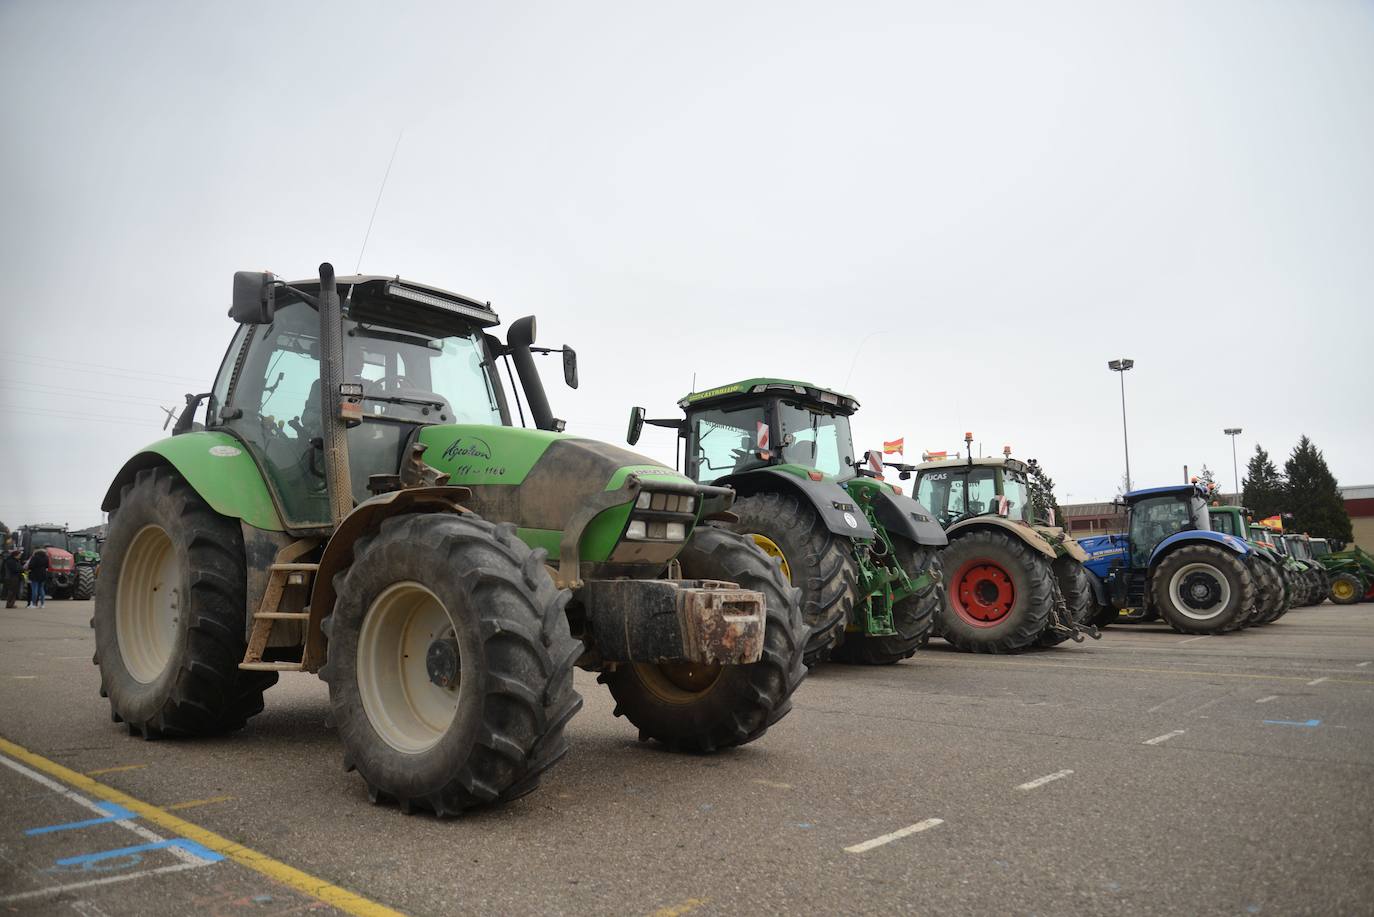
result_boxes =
[950,558,1016,627]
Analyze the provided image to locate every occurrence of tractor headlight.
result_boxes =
[665,522,686,541]
[636,492,652,510]
[626,520,647,540]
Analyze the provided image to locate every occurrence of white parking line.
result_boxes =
[1016,770,1073,791]
[1307,677,1329,686]
[0,863,203,905]
[844,818,944,854]
[1358,662,1371,668]
[1143,730,1185,746]
[1256,695,1278,704]
[1177,635,1209,645]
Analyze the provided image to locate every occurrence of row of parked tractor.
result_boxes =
[2,524,102,601]
[626,378,1359,657]
[81,263,1363,819]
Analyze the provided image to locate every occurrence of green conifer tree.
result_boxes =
[1283,436,1352,542]
[1242,445,1286,519]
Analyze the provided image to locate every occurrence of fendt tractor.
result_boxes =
[21,524,77,599]
[1078,484,1255,634]
[905,439,1099,652]
[1310,537,1374,605]
[1204,505,1289,625]
[628,378,947,666]
[93,264,807,816]
[66,531,102,600]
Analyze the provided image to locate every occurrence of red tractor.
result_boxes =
[21,524,78,600]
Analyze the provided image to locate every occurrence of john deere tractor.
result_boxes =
[1206,505,1289,625]
[906,440,1099,652]
[92,264,806,816]
[1310,537,1374,605]
[67,531,101,600]
[1078,484,1255,634]
[628,378,946,666]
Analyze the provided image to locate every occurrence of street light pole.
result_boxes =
[1224,427,1243,501]
[1107,359,1134,493]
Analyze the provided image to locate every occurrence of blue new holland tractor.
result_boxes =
[1077,484,1255,634]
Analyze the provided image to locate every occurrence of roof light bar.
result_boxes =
[386,283,499,324]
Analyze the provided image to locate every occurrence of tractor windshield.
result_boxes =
[347,322,502,426]
[1209,511,1239,537]
[1310,539,1331,557]
[1256,528,1284,553]
[689,404,769,483]
[777,401,854,478]
[1286,536,1312,561]
[29,529,67,551]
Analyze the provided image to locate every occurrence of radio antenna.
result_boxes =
[355,131,404,274]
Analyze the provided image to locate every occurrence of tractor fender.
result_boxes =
[1148,530,1250,569]
[869,490,947,547]
[1080,566,1109,608]
[100,431,284,532]
[945,516,1058,561]
[303,485,475,671]
[713,468,876,540]
[1037,527,1089,563]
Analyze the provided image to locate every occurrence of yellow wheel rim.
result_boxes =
[633,662,724,703]
[1333,580,1355,600]
[750,533,792,582]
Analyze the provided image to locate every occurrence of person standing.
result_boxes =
[26,547,49,608]
[2,548,21,608]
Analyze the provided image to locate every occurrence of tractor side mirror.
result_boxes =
[626,406,646,446]
[231,271,277,324]
[562,347,579,389]
[899,470,911,480]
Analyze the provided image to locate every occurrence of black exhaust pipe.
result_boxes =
[317,262,353,526]
[506,316,556,431]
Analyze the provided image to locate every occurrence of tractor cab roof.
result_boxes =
[1123,484,1208,503]
[678,378,859,413]
[273,274,502,331]
[911,455,1033,477]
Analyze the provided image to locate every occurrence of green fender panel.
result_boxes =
[101,432,284,532]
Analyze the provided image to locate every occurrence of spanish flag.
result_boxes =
[1259,515,1283,531]
[883,438,904,455]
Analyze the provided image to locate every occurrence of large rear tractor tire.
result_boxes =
[1150,546,1253,635]
[74,565,96,601]
[727,491,854,666]
[1038,558,1096,647]
[93,467,277,738]
[321,513,582,816]
[831,542,942,665]
[1250,560,1286,626]
[936,530,1053,654]
[1310,568,1330,606]
[602,525,806,752]
[1329,572,1364,606]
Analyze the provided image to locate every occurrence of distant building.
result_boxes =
[1343,485,1374,552]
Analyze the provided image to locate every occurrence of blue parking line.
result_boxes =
[1263,719,1321,727]
[25,802,137,835]
[55,837,225,866]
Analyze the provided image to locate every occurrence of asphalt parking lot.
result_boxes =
[2,600,1372,917]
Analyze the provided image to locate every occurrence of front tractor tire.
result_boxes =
[727,491,855,665]
[831,542,942,665]
[1250,559,1287,626]
[936,530,1054,654]
[1329,572,1364,606]
[321,513,583,817]
[1150,545,1254,635]
[602,525,806,753]
[74,566,96,601]
[1037,557,1097,647]
[93,467,277,738]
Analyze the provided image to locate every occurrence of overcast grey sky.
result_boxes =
[2,0,1371,529]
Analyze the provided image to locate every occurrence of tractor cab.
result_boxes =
[1310,538,1332,557]
[1284,534,1315,562]
[911,454,1037,528]
[1254,524,1285,554]
[629,378,861,484]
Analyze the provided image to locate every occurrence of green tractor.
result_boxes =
[1250,526,1323,607]
[628,378,947,666]
[66,531,102,600]
[1205,505,1289,625]
[93,264,806,816]
[905,439,1100,652]
[1309,538,1374,605]
[1282,533,1330,606]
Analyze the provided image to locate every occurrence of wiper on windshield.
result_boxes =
[364,393,446,409]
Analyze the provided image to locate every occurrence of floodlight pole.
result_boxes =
[1224,427,1243,502]
[1108,359,1134,493]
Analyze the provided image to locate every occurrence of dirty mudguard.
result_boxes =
[582,578,765,665]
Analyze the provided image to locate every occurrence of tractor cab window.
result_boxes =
[1286,537,1312,561]
[777,401,853,478]
[1209,512,1238,537]
[917,467,1000,524]
[1260,530,1286,554]
[1127,495,1192,567]
[689,404,768,483]
[345,324,502,427]
[1310,539,1331,557]
[1001,471,1032,523]
[28,529,67,552]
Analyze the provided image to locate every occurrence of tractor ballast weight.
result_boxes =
[1078,484,1255,634]
[92,264,807,817]
[634,377,947,666]
[909,448,1099,653]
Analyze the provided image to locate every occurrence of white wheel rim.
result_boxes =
[115,525,181,684]
[357,582,461,754]
[1168,562,1232,621]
